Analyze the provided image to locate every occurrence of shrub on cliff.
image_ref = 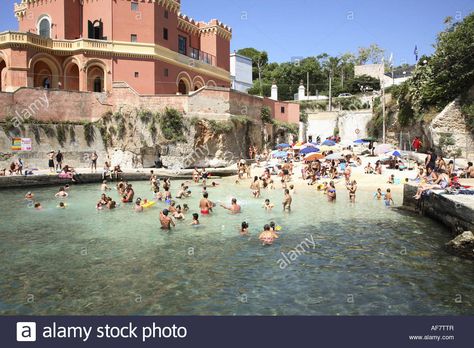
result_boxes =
[159,108,186,142]
[83,122,95,146]
[208,120,233,134]
[260,106,273,124]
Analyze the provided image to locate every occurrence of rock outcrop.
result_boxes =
[446,231,474,260]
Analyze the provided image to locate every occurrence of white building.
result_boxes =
[354,64,413,89]
[230,53,253,93]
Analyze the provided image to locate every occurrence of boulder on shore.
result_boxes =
[445,231,474,260]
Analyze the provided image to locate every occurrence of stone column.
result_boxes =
[270,80,278,101]
[299,121,306,143]
[298,80,305,101]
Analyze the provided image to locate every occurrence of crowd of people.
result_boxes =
[13,139,474,248]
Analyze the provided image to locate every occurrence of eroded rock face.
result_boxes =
[446,231,474,260]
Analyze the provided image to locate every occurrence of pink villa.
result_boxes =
[0,0,299,125]
[0,0,231,94]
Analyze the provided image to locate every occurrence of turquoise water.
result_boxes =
[0,178,472,315]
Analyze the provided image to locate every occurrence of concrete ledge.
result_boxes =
[0,168,237,189]
[403,183,474,235]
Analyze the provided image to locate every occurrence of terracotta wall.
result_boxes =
[112,1,155,43]
[0,86,299,124]
[0,88,109,122]
[113,58,155,95]
[82,0,113,40]
[17,0,67,39]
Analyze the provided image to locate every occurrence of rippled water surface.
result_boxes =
[0,178,472,315]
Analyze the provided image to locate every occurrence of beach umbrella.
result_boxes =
[292,142,304,150]
[304,153,325,161]
[353,139,368,144]
[341,149,353,156]
[300,147,319,155]
[374,143,393,155]
[387,150,402,157]
[319,145,340,152]
[272,151,288,158]
[321,140,336,146]
[325,153,344,160]
[275,143,290,149]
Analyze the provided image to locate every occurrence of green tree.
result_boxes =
[357,44,385,64]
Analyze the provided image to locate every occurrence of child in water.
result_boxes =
[263,199,274,211]
[384,188,394,206]
[259,224,279,246]
[101,180,111,191]
[191,213,200,226]
[374,188,383,200]
[134,198,144,212]
[240,221,249,236]
[57,202,66,209]
[34,202,42,210]
[269,221,282,234]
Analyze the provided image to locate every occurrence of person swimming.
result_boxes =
[327,181,336,202]
[374,188,383,200]
[101,180,111,191]
[263,199,274,211]
[135,198,144,213]
[173,205,185,220]
[57,202,66,209]
[240,221,249,236]
[34,202,42,210]
[259,224,279,246]
[55,187,68,198]
[191,213,200,226]
[270,221,282,233]
[25,191,34,200]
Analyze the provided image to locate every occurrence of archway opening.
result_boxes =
[33,60,53,88]
[87,66,105,92]
[64,63,80,91]
[0,59,6,92]
[178,79,188,95]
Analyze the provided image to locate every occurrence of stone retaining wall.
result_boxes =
[0,168,237,189]
[403,183,474,234]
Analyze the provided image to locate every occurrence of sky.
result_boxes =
[1,0,473,66]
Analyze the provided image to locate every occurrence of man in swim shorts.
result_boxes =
[220,198,241,214]
[160,209,175,230]
[199,192,212,215]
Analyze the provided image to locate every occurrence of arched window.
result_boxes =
[38,17,51,38]
[88,20,103,40]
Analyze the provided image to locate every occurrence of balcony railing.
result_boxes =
[0,31,229,80]
[190,49,216,66]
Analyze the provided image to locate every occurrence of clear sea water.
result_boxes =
[0,178,472,315]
